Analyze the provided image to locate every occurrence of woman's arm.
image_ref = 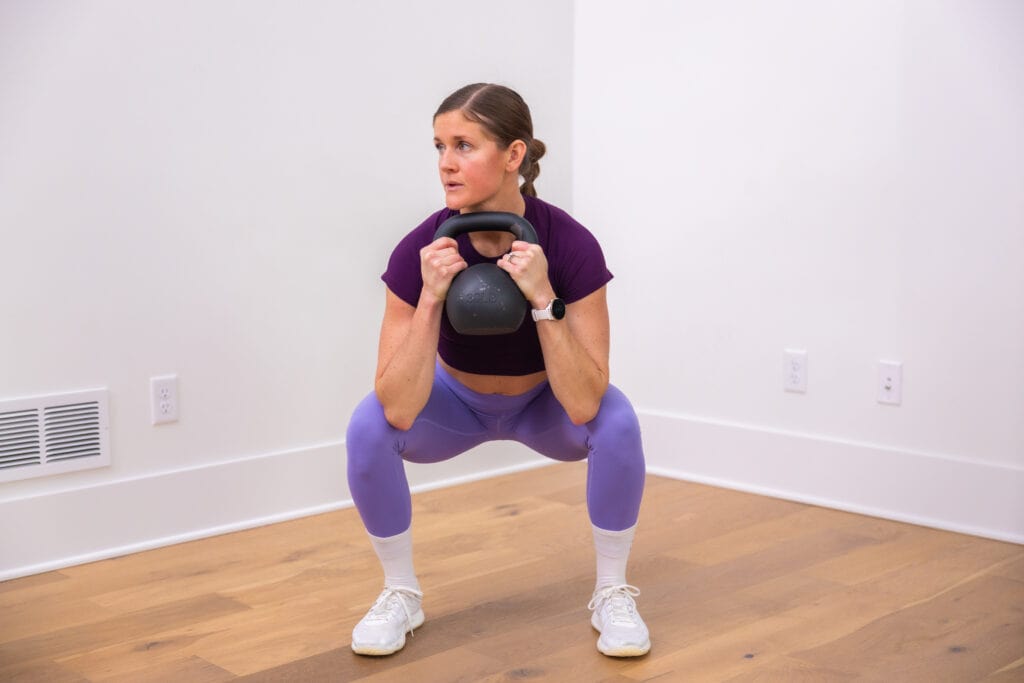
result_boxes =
[375,236,466,430]
[535,286,610,425]
[499,243,610,425]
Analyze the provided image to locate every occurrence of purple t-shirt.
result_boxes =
[382,194,613,376]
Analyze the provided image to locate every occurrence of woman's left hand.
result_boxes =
[496,240,556,308]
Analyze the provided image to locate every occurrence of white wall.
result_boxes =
[0,0,573,579]
[574,0,1023,541]
[4,0,1022,581]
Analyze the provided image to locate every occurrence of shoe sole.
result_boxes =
[351,609,425,656]
[598,641,651,657]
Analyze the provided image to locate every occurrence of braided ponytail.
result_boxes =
[435,83,545,197]
[519,138,546,197]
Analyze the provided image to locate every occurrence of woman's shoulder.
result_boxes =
[526,194,574,226]
[391,206,458,254]
[526,195,612,301]
[525,195,601,246]
[411,206,458,240]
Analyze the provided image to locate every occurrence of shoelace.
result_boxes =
[588,584,642,626]
[365,586,424,635]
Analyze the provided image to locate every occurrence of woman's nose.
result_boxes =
[438,149,456,171]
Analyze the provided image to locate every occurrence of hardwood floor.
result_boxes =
[2,462,1021,681]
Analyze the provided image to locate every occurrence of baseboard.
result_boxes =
[639,411,1024,544]
[0,440,547,581]
[5,413,1018,581]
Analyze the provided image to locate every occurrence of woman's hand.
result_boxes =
[420,236,468,304]
[496,240,556,308]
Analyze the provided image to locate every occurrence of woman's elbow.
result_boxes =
[569,379,611,425]
[567,398,602,426]
[383,408,415,432]
[568,412,595,427]
[376,390,419,432]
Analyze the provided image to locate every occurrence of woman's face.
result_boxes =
[433,110,519,213]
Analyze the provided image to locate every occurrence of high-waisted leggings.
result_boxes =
[346,362,646,538]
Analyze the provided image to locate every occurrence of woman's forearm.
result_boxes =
[376,236,467,430]
[374,294,445,430]
[533,288,611,425]
[536,319,609,425]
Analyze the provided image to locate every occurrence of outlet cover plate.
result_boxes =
[878,361,902,405]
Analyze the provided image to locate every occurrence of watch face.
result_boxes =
[551,298,566,320]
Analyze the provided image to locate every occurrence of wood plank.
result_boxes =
[190,596,347,676]
[99,656,234,683]
[794,574,1024,680]
[0,570,70,595]
[667,506,829,566]
[354,646,507,683]
[843,537,1023,608]
[75,529,364,614]
[723,655,856,682]
[0,590,120,643]
[474,637,634,682]
[664,527,884,598]
[0,658,91,683]
[799,524,960,586]
[0,594,248,679]
[992,553,1024,583]
[986,657,1024,682]
[234,644,503,683]
[57,627,234,682]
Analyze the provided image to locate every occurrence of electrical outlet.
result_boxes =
[784,349,808,393]
[151,375,179,424]
[878,360,902,405]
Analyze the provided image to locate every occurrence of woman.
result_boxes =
[346,83,649,658]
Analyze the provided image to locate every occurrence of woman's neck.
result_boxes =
[467,230,516,258]
[462,192,527,257]
[460,187,526,217]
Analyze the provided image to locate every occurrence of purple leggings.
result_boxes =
[346,362,646,537]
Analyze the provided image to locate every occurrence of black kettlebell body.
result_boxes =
[432,212,539,336]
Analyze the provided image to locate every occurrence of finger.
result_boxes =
[500,252,524,269]
[432,236,459,249]
[429,245,462,262]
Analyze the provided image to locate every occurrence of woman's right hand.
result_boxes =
[420,236,468,303]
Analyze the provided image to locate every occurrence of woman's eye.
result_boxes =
[457,141,471,151]
[434,143,444,153]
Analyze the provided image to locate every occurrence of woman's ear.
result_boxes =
[506,139,527,173]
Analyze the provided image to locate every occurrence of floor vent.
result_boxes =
[0,389,110,483]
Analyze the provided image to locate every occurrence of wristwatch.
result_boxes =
[532,298,566,322]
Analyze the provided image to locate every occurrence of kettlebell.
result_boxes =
[433,212,539,335]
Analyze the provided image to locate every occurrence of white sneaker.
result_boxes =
[588,584,651,657]
[351,586,425,656]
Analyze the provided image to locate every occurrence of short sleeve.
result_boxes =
[381,210,452,307]
[538,201,613,304]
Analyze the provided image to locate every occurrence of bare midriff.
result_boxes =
[439,357,548,396]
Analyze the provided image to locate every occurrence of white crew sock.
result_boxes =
[592,524,637,590]
[368,527,421,593]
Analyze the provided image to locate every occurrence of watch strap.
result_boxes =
[532,306,555,322]
[532,298,565,322]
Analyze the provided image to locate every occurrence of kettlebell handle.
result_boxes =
[433,212,538,244]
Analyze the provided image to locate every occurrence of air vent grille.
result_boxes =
[0,409,42,470]
[0,389,109,483]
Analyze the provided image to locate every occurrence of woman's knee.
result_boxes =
[346,393,401,479]
[584,387,645,528]
[593,386,643,448]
